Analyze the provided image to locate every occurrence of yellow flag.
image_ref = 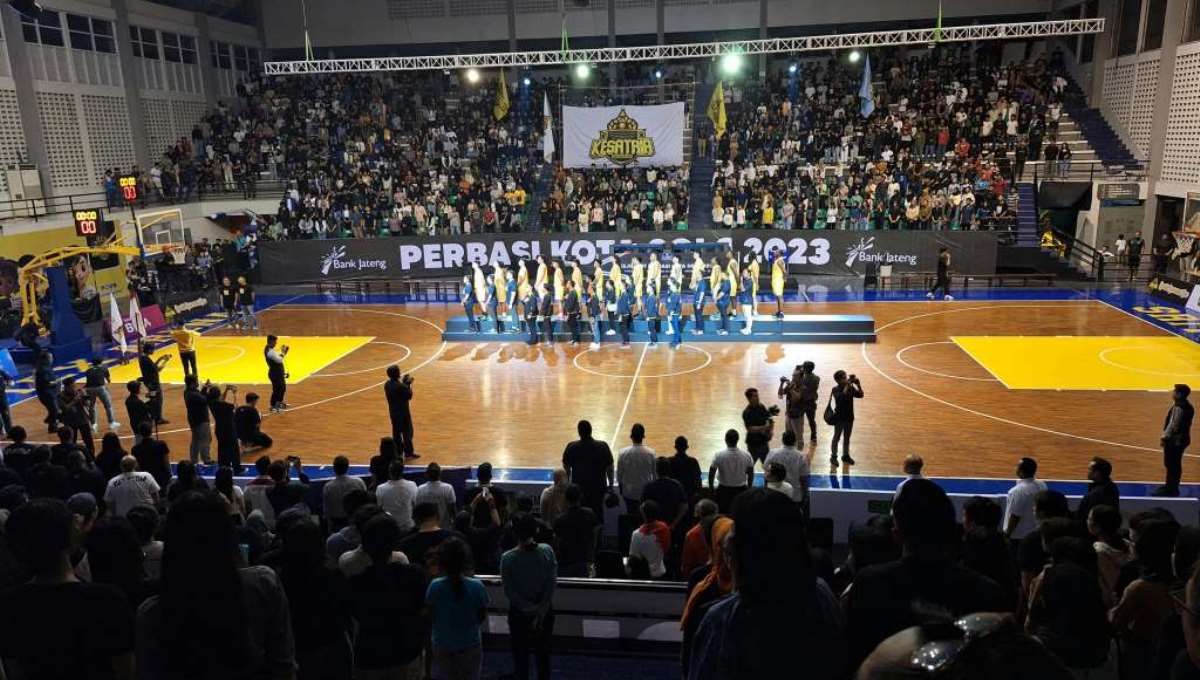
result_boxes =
[493,70,510,121]
[707,81,727,140]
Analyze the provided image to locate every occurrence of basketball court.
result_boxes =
[10,289,1187,486]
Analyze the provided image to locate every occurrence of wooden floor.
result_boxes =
[15,298,1185,483]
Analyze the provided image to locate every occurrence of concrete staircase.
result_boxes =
[1014,183,1039,247]
[686,81,716,229]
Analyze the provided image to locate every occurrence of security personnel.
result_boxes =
[666,281,683,349]
[563,280,582,345]
[523,287,540,345]
[715,271,732,335]
[617,278,635,348]
[506,267,520,333]
[585,281,602,350]
[485,274,502,333]
[693,263,710,336]
[642,281,660,347]
[462,275,480,333]
[539,283,555,343]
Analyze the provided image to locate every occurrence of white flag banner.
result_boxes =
[562,102,685,169]
[128,298,147,339]
[543,93,555,163]
[109,293,126,354]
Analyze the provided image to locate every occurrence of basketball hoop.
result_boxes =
[1173,230,1200,279]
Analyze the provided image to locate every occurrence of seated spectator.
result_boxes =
[322,455,366,531]
[689,489,845,680]
[680,515,732,678]
[337,505,409,577]
[501,513,558,680]
[243,455,277,526]
[136,491,296,679]
[1110,519,1181,680]
[425,538,490,680]
[960,495,1019,609]
[1017,489,1072,606]
[1087,504,1131,605]
[764,462,794,498]
[831,514,901,598]
[2,426,35,479]
[845,479,1009,668]
[680,499,720,579]
[0,498,135,678]
[234,392,273,451]
[126,505,163,580]
[629,500,670,579]
[166,460,209,505]
[415,462,458,529]
[400,501,462,572]
[1175,561,1200,679]
[552,483,599,577]
[85,515,158,608]
[539,468,570,526]
[96,431,127,480]
[346,513,428,678]
[66,449,107,504]
[266,459,310,518]
[214,465,246,520]
[104,455,160,517]
[1026,562,1116,675]
[276,518,352,680]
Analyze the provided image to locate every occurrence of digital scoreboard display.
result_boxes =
[118,174,138,202]
[73,208,101,237]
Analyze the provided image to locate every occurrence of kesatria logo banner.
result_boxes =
[562,103,685,169]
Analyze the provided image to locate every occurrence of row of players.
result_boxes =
[459,250,789,348]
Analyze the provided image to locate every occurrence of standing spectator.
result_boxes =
[1026,562,1117,676]
[629,500,670,579]
[1110,519,1181,680]
[136,492,297,679]
[1088,504,1131,605]
[416,462,458,528]
[323,455,367,531]
[617,423,656,514]
[399,502,461,571]
[104,456,160,517]
[501,513,558,680]
[765,429,810,504]
[84,357,120,432]
[131,422,171,489]
[667,435,702,503]
[207,384,242,473]
[124,381,152,444]
[552,484,599,577]
[707,429,753,513]
[641,458,688,540]
[276,520,353,680]
[85,515,157,609]
[538,469,570,526]
[426,538,490,680]
[960,496,1019,609]
[679,515,733,678]
[1003,457,1048,547]
[183,375,213,465]
[1076,456,1119,520]
[688,490,845,680]
[96,431,127,480]
[561,420,615,518]
[346,513,429,679]
[844,479,1010,668]
[377,460,418,532]
[0,499,135,679]
[680,499,720,579]
[1156,383,1194,497]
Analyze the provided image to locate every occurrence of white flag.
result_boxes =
[109,292,126,354]
[128,297,146,339]
[543,92,555,162]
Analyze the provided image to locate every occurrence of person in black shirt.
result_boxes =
[137,342,170,425]
[927,246,953,300]
[56,378,94,458]
[1075,456,1119,521]
[0,498,135,679]
[552,484,599,577]
[828,370,864,467]
[538,283,555,343]
[264,335,289,412]
[400,502,464,572]
[561,420,614,518]
[236,275,257,331]
[742,387,776,466]
[131,421,171,489]
[234,392,273,451]
[266,458,309,517]
[523,288,539,345]
[0,367,12,438]
[219,276,238,327]
[183,376,213,465]
[563,280,581,345]
[84,357,119,432]
[666,436,702,503]
[123,381,152,444]
[641,457,688,576]
[384,365,418,460]
[33,351,58,433]
[205,384,242,473]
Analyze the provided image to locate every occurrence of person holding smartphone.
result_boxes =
[263,335,289,412]
[828,370,864,467]
[138,341,170,425]
[384,365,419,460]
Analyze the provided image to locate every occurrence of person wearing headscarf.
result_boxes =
[680,516,733,678]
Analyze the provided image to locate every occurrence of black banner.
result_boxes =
[258,230,1000,284]
[1147,274,1196,306]
[161,291,213,322]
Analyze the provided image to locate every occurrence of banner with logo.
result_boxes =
[258,231,999,284]
[562,103,685,168]
[161,292,213,323]
[1148,273,1200,313]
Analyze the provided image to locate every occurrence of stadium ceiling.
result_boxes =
[264,17,1104,76]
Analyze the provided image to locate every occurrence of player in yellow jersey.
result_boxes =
[770,247,787,319]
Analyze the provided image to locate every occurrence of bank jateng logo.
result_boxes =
[319,245,387,276]
[589,109,655,166]
[844,237,919,268]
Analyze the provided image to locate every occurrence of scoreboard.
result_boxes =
[118,174,138,202]
[73,208,101,237]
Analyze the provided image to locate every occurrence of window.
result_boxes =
[130,25,159,59]
[247,47,261,74]
[179,35,197,64]
[21,8,64,47]
[66,14,114,53]
[162,31,181,62]
[211,40,232,69]
[1144,0,1168,50]
[233,44,248,72]
[1115,0,1142,56]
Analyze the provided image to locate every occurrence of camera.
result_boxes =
[779,376,789,384]
[767,405,781,416]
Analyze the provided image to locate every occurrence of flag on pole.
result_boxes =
[859,57,875,118]
[933,0,943,43]
[128,297,146,340]
[543,92,555,162]
[560,15,570,56]
[707,81,727,140]
[493,69,510,121]
[109,292,126,354]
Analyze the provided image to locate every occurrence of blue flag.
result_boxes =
[859,57,875,118]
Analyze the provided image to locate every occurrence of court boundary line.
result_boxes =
[862,303,1161,453]
[894,341,998,383]
[572,344,712,380]
[1096,297,1194,337]
[314,341,412,378]
[947,337,1016,390]
[609,343,649,446]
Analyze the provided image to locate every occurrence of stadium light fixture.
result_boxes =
[720,52,743,76]
[465,67,481,84]
[848,49,862,63]
[654,68,663,79]
[574,62,590,80]
[788,62,797,74]
[523,77,531,86]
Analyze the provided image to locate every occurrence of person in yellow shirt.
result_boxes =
[170,322,201,379]
[552,261,566,316]
[534,255,549,302]
[690,253,705,292]
[472,261,488,304]
[725,256,740,318]
[746,254,761,315]
[770,248,787,319]
[647,253,662,295]
[493,265,509,317]
[517,259,531,299]
[569,260,584,302]
[631,256,645,299]
[608,258,624,296]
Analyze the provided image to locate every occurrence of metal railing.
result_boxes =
[0,178,289,222]
[1028,159,1147,183]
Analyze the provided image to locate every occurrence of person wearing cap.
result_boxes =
[103,456,160,517]
[1156,383,1195,497]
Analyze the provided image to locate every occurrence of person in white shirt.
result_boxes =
[103,455,160,517]
[895,454,925,498]
[414,462,458,528]
[708,429,754,513]
[1003,457,1048,542]
[617,423,657,511]
[375,460,418,532]
[628,500,669,578]
[764,430,810,503]
[322,455,367,530]
[764,462,794,499]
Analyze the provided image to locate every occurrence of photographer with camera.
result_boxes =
[384,365,419,460]
[264,334,289,412]
[138,341,171,425]
[779,361,821,444]
[205,383,242,472]
[827,370,864,468]
[742,388,779,466]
